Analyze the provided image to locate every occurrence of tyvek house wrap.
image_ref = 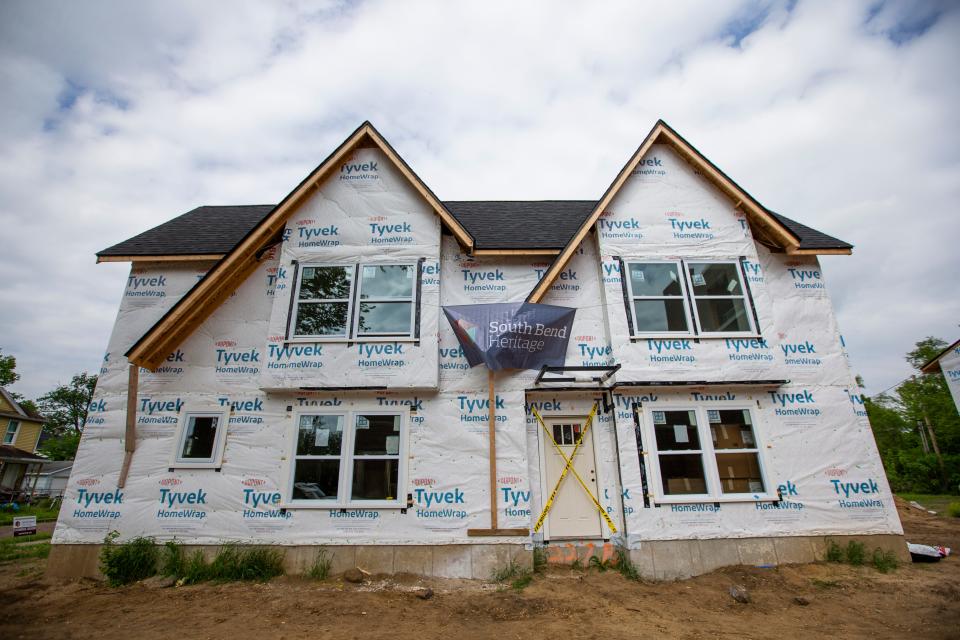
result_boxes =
[55,142,901,549]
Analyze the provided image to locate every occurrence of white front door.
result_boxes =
[543,417,602,539]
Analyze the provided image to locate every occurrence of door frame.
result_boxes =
[535,412,607,541]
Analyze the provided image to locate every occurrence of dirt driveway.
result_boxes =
[0,499,957,640]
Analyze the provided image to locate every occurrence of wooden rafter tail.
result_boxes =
[118,363,138,488]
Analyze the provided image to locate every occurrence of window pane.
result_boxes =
[351,459,400,501]
[629,263,683,297]
[709,410,756,449]
[295,301,349,336]
[695,298,751,333]
[353,414,402,455]
[297,415,344,456]
[634,299,689,333]
[360,265,414,299]
[716,452,765,494]
[357,302,412,335]
[659,454,707,495]
[299,266,352,300]
[180,416,218,460]
[688,263,743,296]
[292,460,340,500]
[3,421,18,444]
[654,410,700,450]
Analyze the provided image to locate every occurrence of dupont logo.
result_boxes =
[339,159,379,181]
[159,478,183,487]
[76,478,99,487]
[411,477,438,487]
[242,478,266,487]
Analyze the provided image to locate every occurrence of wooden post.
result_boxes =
[488,368,498,531]
[118,363,138,488]
[922,411,946,489]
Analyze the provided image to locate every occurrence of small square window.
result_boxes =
[172,411,228,468]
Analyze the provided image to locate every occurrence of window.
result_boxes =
[289,409,407,507]
[624,262,692,335]
[3,420,19,445]
[290,263,417,341]
[646,406,769,501]
[172,411,228,468]
[623,259,756,337]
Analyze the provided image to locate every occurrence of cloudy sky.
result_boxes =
[0,0,957,399]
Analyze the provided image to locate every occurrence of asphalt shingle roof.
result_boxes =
[97,201,851,257]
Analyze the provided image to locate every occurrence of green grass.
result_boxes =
[897,494,960,514]
[306,549,332,580]
[825,540,896,573]
[871,548,899,573]
[0,532,52,545]
[0,536,51,564]
[0,503,61,526]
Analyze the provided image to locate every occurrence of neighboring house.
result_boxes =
[0,387,48,500]
[51,120,904,580]
[30,460,74,498]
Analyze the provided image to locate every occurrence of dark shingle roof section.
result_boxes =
[97,205,276,258]
[768,211,853,250]
[443,200,596,249]
[97,202,851,256]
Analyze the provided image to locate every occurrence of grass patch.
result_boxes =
[0,502,61,526]
[947,502,960,518]
[0,532,51,545]
[844,541,866,566]
[570,557,583,571]
[493,559,533,591]
[871,548,899,573]
[307,548,333,580]
[898,494,960,514]
[615,545,641,582]
[811,578,841,589]
[100,533,159,586]
[825,541,844,563]
[532,547,547,574]
[511,574,533,591]
[0,540,50,564]
[588,555,612,572]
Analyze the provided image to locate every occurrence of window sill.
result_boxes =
[282,501,406,510]
[651,494,779,505]
[630,333,762,342]
[169,463,222,471]
[284,337,419,344]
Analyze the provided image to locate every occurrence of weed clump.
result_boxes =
[99,532,158,586]
[307,549,333,580]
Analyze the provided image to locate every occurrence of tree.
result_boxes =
[36,373,98,436]
[38,432,81,461]
[0,348,19,387]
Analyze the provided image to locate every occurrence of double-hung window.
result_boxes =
[646,406,769,501]
[172,411,228,469]
[289,409,407,507]
[3,420,19,445]
[624,259,756,337]
[290,263,417,340]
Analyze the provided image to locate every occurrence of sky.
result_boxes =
[0,0,957,399]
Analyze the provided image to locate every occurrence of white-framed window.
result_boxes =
[623,259,757,338]
[3,420,19,445]
[289,263,418,341]
[287,408,408,508]
[623,261,693,336]
[644,406,770,503]
[683,261,756,336]
[171,410,229,469]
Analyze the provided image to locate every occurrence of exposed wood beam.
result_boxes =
[118,364,138,488]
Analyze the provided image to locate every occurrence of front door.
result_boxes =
[543,417,602,539]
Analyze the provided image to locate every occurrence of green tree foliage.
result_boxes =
[38,431,81,460]
[0,349,18,387]
[865,337,960,494]
[36,373,98,436]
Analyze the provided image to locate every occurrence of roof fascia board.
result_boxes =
[126,122,473,371]
[921,338,960,374]
[471,249,561,256]
[0,388,27,417]
[96,254,225,264]
[787,248,852,256]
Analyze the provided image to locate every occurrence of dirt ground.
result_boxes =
[1,498,957,640]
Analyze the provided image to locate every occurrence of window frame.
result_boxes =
[682,259,758,338]
[643,405,774,504]
[288,261,420,343]
[623,258,759,339]
[170,410,229,470]
[352,264,418,339]
[286,407,409,509]
[622,259,694,338]
[3,420,19,445]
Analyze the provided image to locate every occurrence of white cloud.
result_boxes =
[0,0,957,397]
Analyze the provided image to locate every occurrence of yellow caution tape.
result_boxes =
[531,403,617,534]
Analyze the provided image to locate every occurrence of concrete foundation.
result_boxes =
[46,533,907,582]
[46,543,533,581]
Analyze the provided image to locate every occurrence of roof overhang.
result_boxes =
[921,338,960,374]
[528,120,851,303]
[97,254,225,264]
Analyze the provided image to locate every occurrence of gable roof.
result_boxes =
[37,460,73,475]
[125,121,474,370]
[0,444,47,463]
[527,119,853,302]
[0,387,45,422]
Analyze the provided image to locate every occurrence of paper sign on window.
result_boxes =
[692,273,706,287]
[741,429,755,446]
[385,435,400,455]
[708,410,721,423]
[315,428,330,448]
[749,481,763,493]
[673,425,689,443]
[653,411,666,425]
[363,266,377,279]
[635,270,645,282]
[356,416,370,430]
